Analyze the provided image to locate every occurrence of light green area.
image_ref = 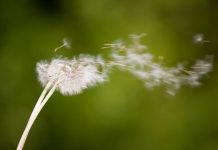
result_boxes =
[0,0,218,149]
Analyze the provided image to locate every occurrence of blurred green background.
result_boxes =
[0,0,218,149]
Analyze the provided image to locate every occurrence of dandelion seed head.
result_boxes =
[37,55,108,95]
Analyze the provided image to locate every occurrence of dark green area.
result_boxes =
[0,0,218,149]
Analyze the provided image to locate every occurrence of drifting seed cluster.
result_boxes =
[37,34,213,96]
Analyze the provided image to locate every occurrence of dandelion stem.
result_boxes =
[17,81,58,150]
[29,81,53,119]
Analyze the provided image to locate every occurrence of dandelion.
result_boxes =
[17,34,213,150]
[17,56,108,150]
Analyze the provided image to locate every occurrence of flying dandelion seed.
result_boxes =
[54,38,71,52]
[193,33,210,45]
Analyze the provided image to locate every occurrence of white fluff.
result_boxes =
[37,34,213,96]
[107,34,213,95]
[37,55,107,95]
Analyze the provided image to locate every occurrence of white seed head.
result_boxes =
[36,55,108,95]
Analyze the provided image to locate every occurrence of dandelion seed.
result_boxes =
[193,33,209,45]
[129,33,147,40]
[63,38,71,48]
[101,39,127,50]
[54,38,71,52]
